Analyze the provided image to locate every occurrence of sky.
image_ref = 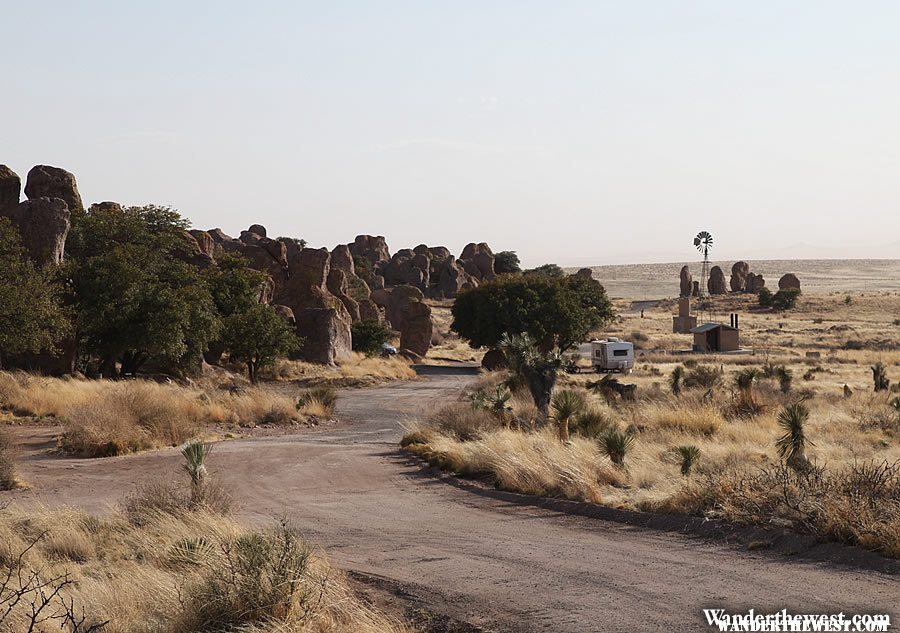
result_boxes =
[2,1,899,267]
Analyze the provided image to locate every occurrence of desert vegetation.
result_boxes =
[0,442,410,633]
[0,372,316,457]
[404,292,900,558]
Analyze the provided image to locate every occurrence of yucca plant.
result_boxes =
[598,428,634,467]
[775,366,793,394]
[669,366,684,396]
[573,409,612,438]
[550,389,586,443]
[733,368,764,416]
[775,403,813,471]
[676,445,701,476]
[484,385,513,425]
[734,368,760,393]
[872,362,890,392]
[181,439,212,487]
[498,332,562,416]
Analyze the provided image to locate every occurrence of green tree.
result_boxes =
[524,263,565,278]
[71,205,220,376]
[451,274,614,352]
[222,304,301,384]
[351,320,394,356]
[494,250,521,274]
[0,219,70,368]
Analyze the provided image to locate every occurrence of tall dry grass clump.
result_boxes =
[263,353,416,385]
[0,372,298,457]
[0,507,411,633]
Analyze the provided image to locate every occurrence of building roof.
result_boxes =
[690,322,739,334]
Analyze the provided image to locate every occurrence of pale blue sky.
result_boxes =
[3,1,899,266]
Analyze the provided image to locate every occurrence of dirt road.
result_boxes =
[5,368,899,632]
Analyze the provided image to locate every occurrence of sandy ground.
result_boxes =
[3,368,899,633]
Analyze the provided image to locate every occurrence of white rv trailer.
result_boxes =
[590,337,635,373]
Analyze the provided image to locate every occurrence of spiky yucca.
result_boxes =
[669,366,684,396]
[181,439,212,487]
[676,445,701,476]
[598,428,634,467]
[776,403,813,471]
[550,389,586,443]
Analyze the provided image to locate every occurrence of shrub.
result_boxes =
[184,519,318,630]
[572,409,613,438]
[351,320,394,356]
[429,403,501,441]
[550,389,586,443]
[683,365,721,389]
[0,430,17,490]
[297,387,338,417]
[494,251,521,274]
[669,365,684,396]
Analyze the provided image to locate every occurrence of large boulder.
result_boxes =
[330,244,356,275]
[349,235,391,269]
[1,197,70,266]
[779,273,801,291]
[459,242,495,281]
[574,268,594,280]
[0,165,21,213]
[374,285,424,330]
[679,265,693,297]
[293,307,352,364]
[708,266,727,295]
[358,298,382,322]
[730,261,750,293]
[188,230,216,258]
[435,256,478,298]
[747,272,766,294]
[399,299,433,358]
[89,201,123,214]
[24,165,84,216]
[326,268,361,322]
[481,348,506,371]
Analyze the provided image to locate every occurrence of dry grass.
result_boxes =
[403,359,900,555]
[262,353,416,386]
[0,506,411,633]
[0,372,300,457]
[0,429,19,490]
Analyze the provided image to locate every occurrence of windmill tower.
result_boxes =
[693,231,713,299]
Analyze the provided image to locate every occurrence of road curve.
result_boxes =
[4,370,898,632]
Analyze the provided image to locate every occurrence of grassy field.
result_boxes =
[404,292,900,557]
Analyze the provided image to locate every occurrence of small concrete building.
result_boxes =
[672,297,697,334]
[691,321,740,353]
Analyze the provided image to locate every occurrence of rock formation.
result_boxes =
[435,256,478,298]
[691,280,700,297]
[1,197,71,266]
[574,268,594,280]
[0,165,20,213]
[349,235,391,270]
[679,265,693,297]
[707,266,727,295]
[24,165,84,216]
[730,261,750,293]
[458,242,495,282]
[371,285,433,358]
[778,273,801,291]
[746,272,765,294]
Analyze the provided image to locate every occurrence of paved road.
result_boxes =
[4,370,898,632]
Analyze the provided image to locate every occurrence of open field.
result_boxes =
[576,259,900,299]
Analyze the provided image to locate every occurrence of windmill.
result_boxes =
[693,231,713,299]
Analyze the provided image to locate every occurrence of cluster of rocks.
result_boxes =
[1,163,501,369]
[679,261,800,297]
[349,238,495,300]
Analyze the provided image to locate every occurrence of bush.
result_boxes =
[429,403,501,441]
[0,430,18,490]
[494,251,521,274]
[759,288,801,310]
[683,365,722,389]
[184,519,319,630]
[351,320,394,356]
[297,387,338,417]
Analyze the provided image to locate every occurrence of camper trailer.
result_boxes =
[590,338,635,373]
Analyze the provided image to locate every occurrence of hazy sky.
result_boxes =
[3,1,899,267]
